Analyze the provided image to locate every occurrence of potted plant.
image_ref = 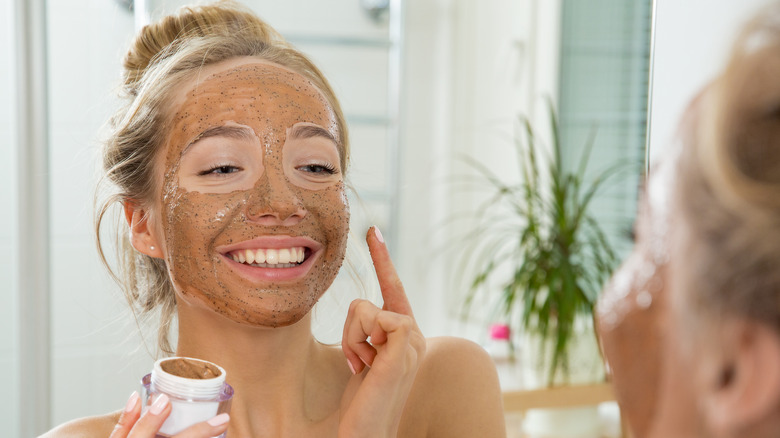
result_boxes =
[457,107,625,437]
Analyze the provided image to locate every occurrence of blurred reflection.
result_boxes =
[599,5,780,437]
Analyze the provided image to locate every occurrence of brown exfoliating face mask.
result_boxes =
[160,357,222,379]
[157,59,350,328]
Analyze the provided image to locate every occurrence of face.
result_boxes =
[152,58,350,328]
[597,145,706,437]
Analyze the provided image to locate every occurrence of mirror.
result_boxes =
[4,0,657,434]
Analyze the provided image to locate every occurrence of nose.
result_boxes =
[245,172,307,226]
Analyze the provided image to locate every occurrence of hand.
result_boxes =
[339,227,427,438]
[110,392,230,438]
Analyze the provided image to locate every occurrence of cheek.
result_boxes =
[598,250,664,330]
[597,249,669,437]
[306,182,350,258]
[162,189,246,283]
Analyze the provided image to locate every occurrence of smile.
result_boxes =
[227,247,307,268]
[216,236,322,282]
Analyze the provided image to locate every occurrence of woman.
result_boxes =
[598,5,780,437]
[43,2,505,437]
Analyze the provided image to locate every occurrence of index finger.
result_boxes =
[366,226,413,316]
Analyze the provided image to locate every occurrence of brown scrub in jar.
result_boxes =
[160,358,222,379]
[154,58,350,328]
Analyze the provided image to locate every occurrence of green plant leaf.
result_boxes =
[454,102,630,385]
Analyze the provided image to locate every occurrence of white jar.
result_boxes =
[141,357,234,437]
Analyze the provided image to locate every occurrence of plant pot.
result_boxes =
[520,318,605,438]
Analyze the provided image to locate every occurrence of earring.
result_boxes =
[150,246,156,251]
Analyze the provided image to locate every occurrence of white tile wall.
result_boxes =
[299,44,390,118]
[649,0,774,164]
[48,126,104,239]
[46,0,152,428]
[52,349,152,422]
[151,0,389,39]
[346,125,389,193]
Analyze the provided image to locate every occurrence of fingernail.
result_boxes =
[347,359,357,375]
[374,226,385,243]
[124,391,139,413]
[207,413,230,427]
[150,393,169,415]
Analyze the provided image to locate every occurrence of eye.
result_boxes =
[198,164,242,176]
[624,220,637,242]
[297,163,338,175]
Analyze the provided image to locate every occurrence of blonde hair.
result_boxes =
[95,1,349,354]
[677,4,780,330]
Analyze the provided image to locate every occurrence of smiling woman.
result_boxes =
[40,2,505,438]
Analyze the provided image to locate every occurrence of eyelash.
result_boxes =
[198,164,242,176]
[624,221,637,242]
[298,163,338,175]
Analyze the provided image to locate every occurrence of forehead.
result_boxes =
[168,58,337,138]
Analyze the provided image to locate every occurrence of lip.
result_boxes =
[216,235,323,283]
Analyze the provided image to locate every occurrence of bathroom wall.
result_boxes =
[1,0,19,434]
[45,0,150,426]
[649,0,774,163]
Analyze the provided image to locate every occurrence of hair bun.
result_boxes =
[708,8,780,216]
[122,1,281,95]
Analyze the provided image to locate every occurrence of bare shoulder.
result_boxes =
[40,411,120,438]
[401,336,507,438]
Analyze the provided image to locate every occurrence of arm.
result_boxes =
[40,393,229,438]
[340,227,505,438]
[39,413,119,438]
[408,337,507,438]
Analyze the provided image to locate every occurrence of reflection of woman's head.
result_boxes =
[675,13,780,337]
[599,5,780,438]
[671,7,780,436]
[96,2,350,353]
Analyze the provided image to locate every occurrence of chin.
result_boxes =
[178,285,324,329]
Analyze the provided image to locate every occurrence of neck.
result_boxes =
[174,301,347,436]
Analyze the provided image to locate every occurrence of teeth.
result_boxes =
[248,263,298,268]
[230,247,306,266]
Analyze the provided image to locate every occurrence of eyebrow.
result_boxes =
[181,125,257,156]
[288,124,338,144]
[192,125,256,143]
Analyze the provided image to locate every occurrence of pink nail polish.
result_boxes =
[347,359,357,375]
[124,391,139,413]
[207,413,230,427]
[374,226,385,243]
[150,393,169,415]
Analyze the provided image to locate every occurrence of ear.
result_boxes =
[702,318,780,434]
[123,200,164,258]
